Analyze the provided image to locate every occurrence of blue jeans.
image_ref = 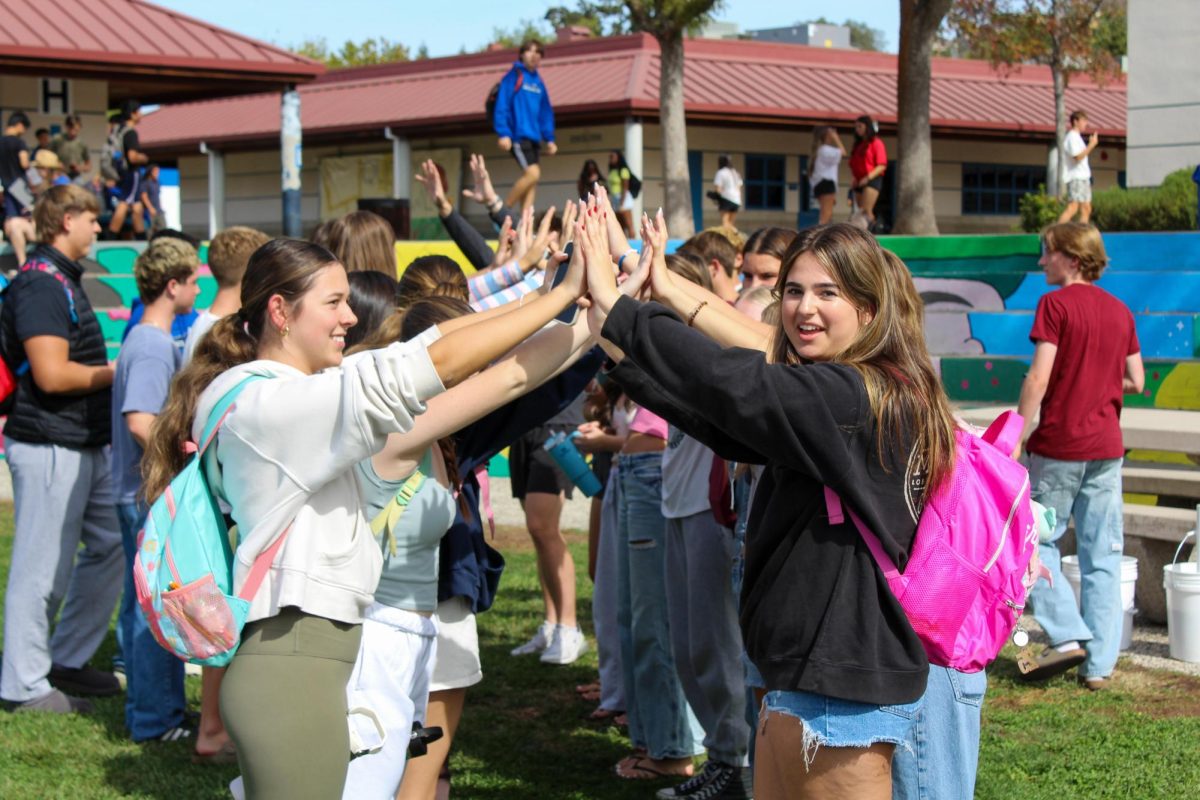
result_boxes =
[616,453,698,760]
[117,501,186,741]
[1027,455,1124,679]
[892,666,986,800]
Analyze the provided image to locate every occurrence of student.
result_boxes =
[850,115,887,229]
[1,111,35,263]
[345,271,400,349]
[608,149,635,237]
[579,158,603,200]
[1016,222,1142,690]
[739,227,796,293]
[139,236,587,799]
[183,226,271,363]
[343,272,602,796]
[312,210,399,276]
[111,237,201,741]
[583,208,957,799]
[810,126,846,225]
[1058,111,1099,224]
[681,230,740,304]
[51,115,91,181]
[108,99,148,239]
[0,185,123,714]
[494,38,557,211]
[710,155,743,230]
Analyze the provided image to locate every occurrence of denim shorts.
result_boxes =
[762,688,922,757]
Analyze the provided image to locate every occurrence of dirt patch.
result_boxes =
[988,662,1200,719]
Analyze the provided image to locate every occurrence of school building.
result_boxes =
[0,0,321,252]
[136,30,1127,238]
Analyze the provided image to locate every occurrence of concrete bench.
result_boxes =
[1121,466,1200,499]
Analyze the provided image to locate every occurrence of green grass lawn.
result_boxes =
[0,507,1197,798]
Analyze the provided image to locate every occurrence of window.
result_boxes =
[961,163,1046,215]
[744,154,786,210]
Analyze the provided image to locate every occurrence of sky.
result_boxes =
[156,0,901,56]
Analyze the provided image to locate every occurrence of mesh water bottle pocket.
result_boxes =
[898,540,982,663]
[160,574,240,660]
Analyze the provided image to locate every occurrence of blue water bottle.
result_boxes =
[543,431,603,497]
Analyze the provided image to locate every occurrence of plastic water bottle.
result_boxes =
[543,431,602,497]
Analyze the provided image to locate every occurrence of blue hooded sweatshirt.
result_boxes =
[493,61,555,144]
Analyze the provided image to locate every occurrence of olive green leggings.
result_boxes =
[221,608,362,799]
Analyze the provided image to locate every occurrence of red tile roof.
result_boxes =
[139,33,1125,152]
[0,0,322,87]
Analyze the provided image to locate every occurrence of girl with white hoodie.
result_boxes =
[141,237,586,799]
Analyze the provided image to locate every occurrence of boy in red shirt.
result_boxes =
[1016,223,1143,690]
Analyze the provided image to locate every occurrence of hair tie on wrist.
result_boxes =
[617,249,637,272]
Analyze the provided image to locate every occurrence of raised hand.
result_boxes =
[559,200,578,247]
[645,208,677,302]
[520,206,557,272]
[491,215,515,268]
[511,205,535,266]
[580,201,618,312]
[414,159,451,217]
[462,153,500,209]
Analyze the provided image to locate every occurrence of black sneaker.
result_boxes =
[49,663,122,697]
[657,762,729,796]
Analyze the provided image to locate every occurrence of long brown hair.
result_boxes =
[770,223,957,497]
[314,211,397,277]
[142,238,342,502]
[397,255,469,309]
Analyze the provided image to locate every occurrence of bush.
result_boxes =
[1019,168,1198,232]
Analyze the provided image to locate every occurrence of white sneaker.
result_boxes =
[510,620,554,656]
[540,625,588,665]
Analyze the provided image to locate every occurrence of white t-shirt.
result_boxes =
[1063,130,1091,182]
[810,144,841,188]
[182,309,219,364]
[714,167,742,205]
[661,426,715,519]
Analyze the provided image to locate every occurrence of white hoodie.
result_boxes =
[192,332,444,625]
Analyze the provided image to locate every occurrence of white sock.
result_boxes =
[1054,640,1082,653]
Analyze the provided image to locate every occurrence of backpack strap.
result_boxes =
[19,261,78,325]
[981,410,1025,456]
[197,375,267,456]
[823,487,901,578]
[370,466,428,557]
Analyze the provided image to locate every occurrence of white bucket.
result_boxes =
[1061,555,1137,651]
[1164,531,1200,663]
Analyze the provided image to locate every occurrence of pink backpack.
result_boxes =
[824,410,1037,673]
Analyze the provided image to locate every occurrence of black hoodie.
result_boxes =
[602,296,928,705]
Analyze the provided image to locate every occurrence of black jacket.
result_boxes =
[1,244,111,448]
[603,297,928,705]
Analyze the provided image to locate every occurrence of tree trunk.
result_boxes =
[657,31,694,237]
[893,0,953,235]
[1052,62,1067,197]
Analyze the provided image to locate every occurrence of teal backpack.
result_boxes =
[133,375,290,666]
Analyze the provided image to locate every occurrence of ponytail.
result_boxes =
[141,314,256,502]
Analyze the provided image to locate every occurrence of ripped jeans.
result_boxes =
[761,688,923,768]
[615,452,699,760]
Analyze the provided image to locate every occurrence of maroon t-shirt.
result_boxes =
[1027,283,1139,461]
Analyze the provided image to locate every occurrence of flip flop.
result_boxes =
[614,755,691,781]
[587,706,623,722]
[192,740,238,765]
[574,682,601,695]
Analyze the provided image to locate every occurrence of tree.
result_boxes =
[944,1,1125,196]
[893,1,954,234]
[624,0,723,237]
[292,37,411,68]
[489,20,549,50]
[546,2,631,36]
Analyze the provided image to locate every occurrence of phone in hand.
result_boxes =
[548,242,580,325]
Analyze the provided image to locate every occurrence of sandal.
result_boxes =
[587,706,623,722]
[192,740,238,765]
[574,682,600,696]
[614,755,693,780]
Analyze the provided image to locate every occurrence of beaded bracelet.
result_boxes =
[686,300,708,327]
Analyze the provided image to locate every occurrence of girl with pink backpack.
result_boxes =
[581,208,967,799]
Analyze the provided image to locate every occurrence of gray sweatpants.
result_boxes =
[1,439,124,702]
[664,511,751,766]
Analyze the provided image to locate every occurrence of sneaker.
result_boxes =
[1015,646,1087,683]
[49,663,122,697]
[1079,675,1109,691]
[12,688,94,715]
[510,621,553,656]
[658,761,752,800]
[540,625,588,665]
